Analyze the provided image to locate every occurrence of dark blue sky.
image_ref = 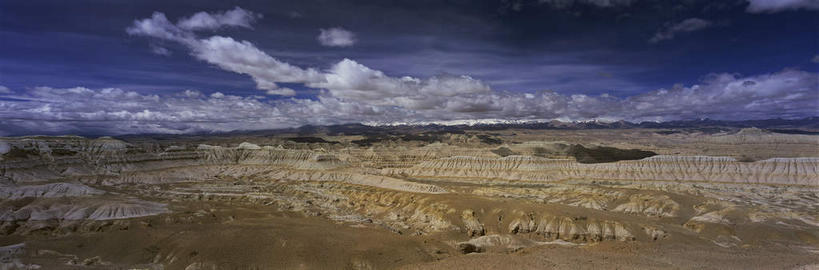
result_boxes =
[0,0,817,135]
[2,0,815,96]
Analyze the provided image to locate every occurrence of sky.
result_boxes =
[0,0,817,135]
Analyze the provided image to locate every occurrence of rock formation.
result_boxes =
[0,127,817,269]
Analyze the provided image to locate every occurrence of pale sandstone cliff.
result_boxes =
[385,155,818,185]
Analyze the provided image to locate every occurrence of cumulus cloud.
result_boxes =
[1,69,816,135]
[192,36,323,91]
[126,8,493,102]
[0,86,10,94]
[812,54,819,63]
[649,18,712,43]
[306,59,492,110]
[620,69,818,121]
[746,0,819,13]
[266,88,296,96]
[0,7,785,135]
[0,86,294,135]
[317,27,356,47]
[120,8,815,125]
[126,8,321,96]
[177,7,261,31]
[126,12,194,43]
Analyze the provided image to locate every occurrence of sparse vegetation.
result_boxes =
[532,147,550,157]
[737,155,756,162]
[3,148,39,159]
[476,135,502,145]
[491,147,517,157]
[51,148,78,156]
[287,137,339,144]
[568,145,656,163]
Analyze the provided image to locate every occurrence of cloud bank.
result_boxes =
[0,7,815,136]
[1,68,815,135]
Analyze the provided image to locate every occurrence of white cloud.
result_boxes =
[126,8,322,96]
[317,27,356,47]
[126,12,193,43]
[183,89,202,97]
[649,18,712,43]
[421,75,491,97]
[311,58,414,102]
[177,7,261,31]
[266,88,296,96]
[57,7,806,135]
[620,69,818,121]
[746,0,819,13]
[127,9,489,101]
[191,36,323,92]
[0,87,301,135]
[306,59,493,110]
[2,69,815,135]
[0,86,10,94]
